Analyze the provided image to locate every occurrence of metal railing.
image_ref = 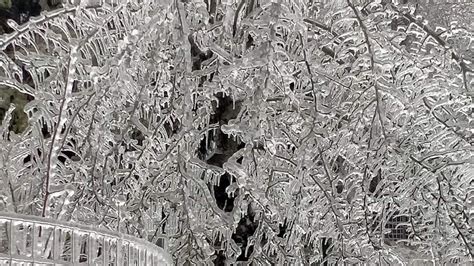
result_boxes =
[0,212,172,265]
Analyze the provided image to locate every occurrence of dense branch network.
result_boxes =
[0,0,472,264]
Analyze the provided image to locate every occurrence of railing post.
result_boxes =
[32,222,36,261]
[72,230,77,265]
[136,244,139,265]
[52,226,57,261]
[88,232,94,264]
[103,237,108,265]
[9,219,14,260]
[117,238,122,266]
[127,241,131,265]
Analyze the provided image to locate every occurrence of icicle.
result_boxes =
[232,93,235,109]
[205,129,209,153]
[245,243,251,258]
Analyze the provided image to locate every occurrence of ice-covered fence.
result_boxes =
[0,212,171,265]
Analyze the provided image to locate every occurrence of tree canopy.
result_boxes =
[0,0,472,264]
